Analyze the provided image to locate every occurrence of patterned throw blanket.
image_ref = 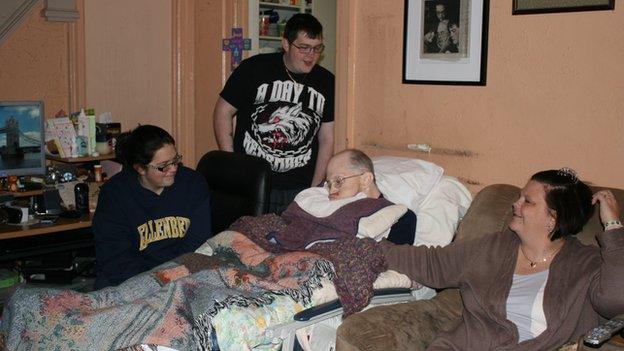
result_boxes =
[230,210,388,317]
[0,232,333,351]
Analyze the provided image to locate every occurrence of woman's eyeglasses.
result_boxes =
[146,154,183,172]
[290,42,325,54]
[323,173,364,189]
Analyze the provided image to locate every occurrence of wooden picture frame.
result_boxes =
[513,0,615,15]
[402,0,490,85]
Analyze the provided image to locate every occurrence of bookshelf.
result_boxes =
[46,154,116,163]
[5,189,43,198]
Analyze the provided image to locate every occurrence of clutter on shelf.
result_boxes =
[45,109,120,159]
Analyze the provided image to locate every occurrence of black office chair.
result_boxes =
[196,150,271,235]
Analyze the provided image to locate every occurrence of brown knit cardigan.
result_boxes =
[382,228,624,350]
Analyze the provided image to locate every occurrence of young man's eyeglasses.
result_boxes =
[146,154,183,172]
[323,173,364,189]
[290,42,325,54]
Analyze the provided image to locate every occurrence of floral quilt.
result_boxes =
[0,231,333,351]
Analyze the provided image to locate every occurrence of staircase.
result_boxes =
[0,0,39,47]
[0,0,79,47]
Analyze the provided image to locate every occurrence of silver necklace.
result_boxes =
[519,244,561,268]
[284,61,308,85]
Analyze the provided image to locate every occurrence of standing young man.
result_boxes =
[213,13,334,214]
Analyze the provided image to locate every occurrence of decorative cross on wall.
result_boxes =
[222,28,251,70]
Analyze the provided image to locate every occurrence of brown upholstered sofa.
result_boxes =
[335,183,624,351]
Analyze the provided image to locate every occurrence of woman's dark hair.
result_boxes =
[284,13,323,43]
[531,169,594,240]
[115,125,175,170]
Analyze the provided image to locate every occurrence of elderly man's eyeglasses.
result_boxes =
[290,42,325,54]
[323,173,364,189]
[146,154,183,172]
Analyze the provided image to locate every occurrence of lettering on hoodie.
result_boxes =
[137,216,191,250]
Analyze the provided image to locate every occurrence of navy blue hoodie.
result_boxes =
[93,166,211,289]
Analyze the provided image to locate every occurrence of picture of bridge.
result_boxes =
[0,105,43,172]
[0,116,41,159]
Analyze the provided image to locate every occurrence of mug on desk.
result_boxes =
[96,141,112,155]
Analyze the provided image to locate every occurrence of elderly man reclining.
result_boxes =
[231,149,418,315]
[265,148,417,249]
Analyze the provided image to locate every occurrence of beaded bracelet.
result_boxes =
[604,220,623,230]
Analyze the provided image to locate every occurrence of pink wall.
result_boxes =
[84,0,172,133]
[0,2,70,116]
[4,1,623,192]
[343,1,624,192]
[195,1,249,160]
[0,0,241,167]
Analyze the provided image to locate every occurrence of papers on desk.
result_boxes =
[54,181,100,212]
[55,181,78,209]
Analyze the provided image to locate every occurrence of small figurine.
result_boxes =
[45,166,62,185]
[7,176,19,192]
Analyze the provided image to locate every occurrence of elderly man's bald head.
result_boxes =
[333,149,375,175]
[325,149,380,200]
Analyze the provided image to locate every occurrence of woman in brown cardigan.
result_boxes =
[381,169,624,350]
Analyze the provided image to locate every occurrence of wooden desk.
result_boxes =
[0,213,93,240]
[1,179,102,241]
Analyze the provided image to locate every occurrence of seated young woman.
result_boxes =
[93,124,211,289]
[380,169,624,350]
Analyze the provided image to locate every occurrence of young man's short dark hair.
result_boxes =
[283,13,323,43]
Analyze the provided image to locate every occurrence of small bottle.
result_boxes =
[74,183,89,214]
[70,137,79,158]
[93,165,103,182]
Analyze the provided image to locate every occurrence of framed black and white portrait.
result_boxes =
[402,0,490,85]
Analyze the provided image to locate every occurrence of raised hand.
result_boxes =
[592,190,621,226]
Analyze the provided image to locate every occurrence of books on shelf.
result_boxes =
[47,117,76,158]
[87,112,96,156]
[45,109,97,158]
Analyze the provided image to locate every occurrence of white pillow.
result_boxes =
[294,187,366,217]
[357,204,408,241]
[414,176,472,247]
[311,270,413,306]
[373,156,444,211]
[294,187,408,242]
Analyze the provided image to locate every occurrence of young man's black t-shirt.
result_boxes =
[220,52,335,190]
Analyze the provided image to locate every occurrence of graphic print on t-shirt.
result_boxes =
[243,79,325,173]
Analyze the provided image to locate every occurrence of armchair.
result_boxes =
[196,150,271,234]
[336,184,624,351]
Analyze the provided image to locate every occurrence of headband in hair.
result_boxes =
[557,167,579,183]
